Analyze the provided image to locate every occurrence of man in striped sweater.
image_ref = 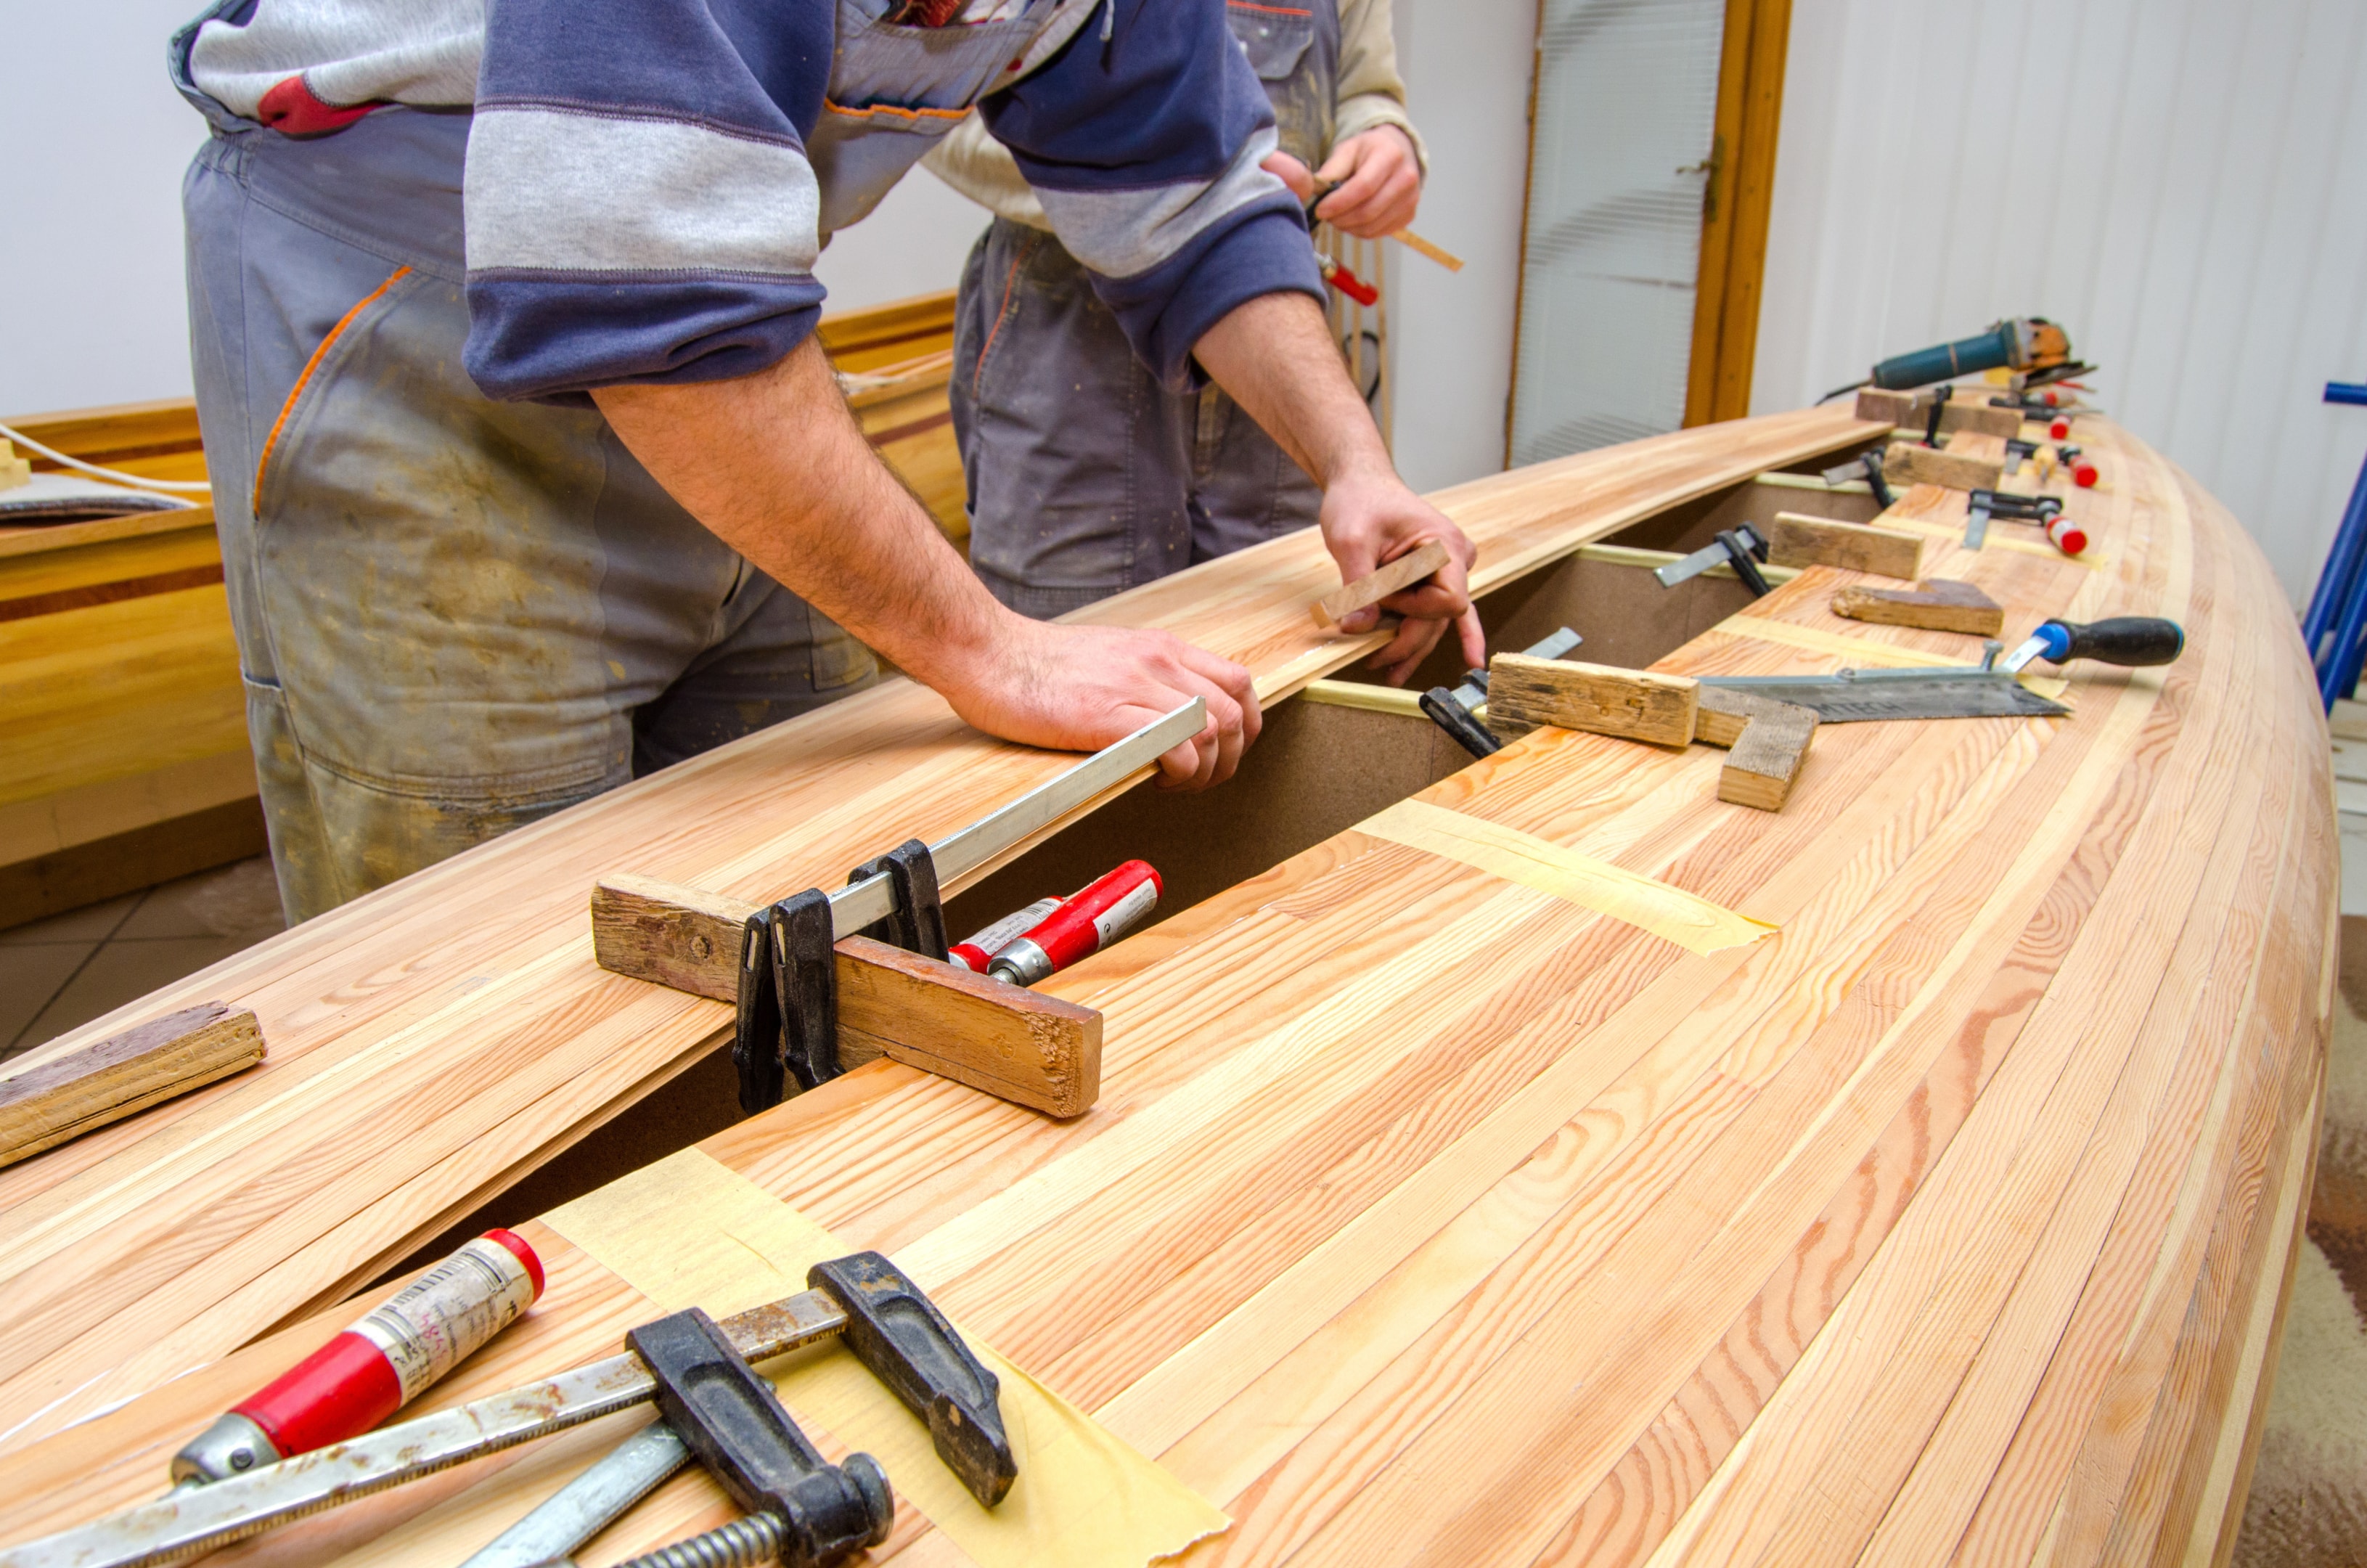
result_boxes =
[171,0,1480,919]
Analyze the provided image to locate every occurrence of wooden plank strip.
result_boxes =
[0,1004,263,1169]
[1310,541,1451,630]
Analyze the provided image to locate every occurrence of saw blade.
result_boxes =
[1698,674,2068,723]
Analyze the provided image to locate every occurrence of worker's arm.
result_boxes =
[1193,291,1482,683]
[591,343,1257,789]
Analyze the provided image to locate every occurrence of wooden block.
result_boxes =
[1881,441,2002,492]
[0,443,29,493]
[1766,513,1928,579]
[1830,579,2004,636]
[592,873,1101,1116]
[1312,539,1452,629]
[1852,388,2017,439]
[1484,653,1698,746]
[1693,687,1819,812]
[835,935,1099,1118]
[1853,387,1932,425]
[0,1003,263,1169]
[1945,402,2021,438]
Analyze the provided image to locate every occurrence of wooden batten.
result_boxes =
[1312,540,1452,629]
[1766,513,1928,579]
[0,1004,262,1169]
[1484,654,1698,746]
[1695,687,1819,812]
[1831,579,2003,635]
[1881,440,2003,491]
[592,873,1100,1118]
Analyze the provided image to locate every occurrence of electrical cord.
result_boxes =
[0,419,212,495]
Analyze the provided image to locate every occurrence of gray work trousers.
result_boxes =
[950,219,1325,620]
[180,109,875,921]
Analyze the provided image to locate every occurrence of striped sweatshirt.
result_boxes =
[174,0,1323,401]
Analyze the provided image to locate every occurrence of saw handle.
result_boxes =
[2030,617,2185,667]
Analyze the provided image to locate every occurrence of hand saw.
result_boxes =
[1699,616,2182,723]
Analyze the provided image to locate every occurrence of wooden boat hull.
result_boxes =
[0,407,2331,1567]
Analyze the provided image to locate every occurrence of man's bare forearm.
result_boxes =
[592,339,1002,694]
[1192,291,1394,489]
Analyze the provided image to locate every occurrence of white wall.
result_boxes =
[1383,0,1540,494]
[0,0,207,415]
[0,3,984,418]
[1754,0,2367,605]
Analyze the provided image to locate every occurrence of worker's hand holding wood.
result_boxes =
[1191,291,1482,685]
[949,618,1262,793]
[592,338,1260,791]
[1320,481,1483,683]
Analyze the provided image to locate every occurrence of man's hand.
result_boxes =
[1314,126,1422,238]
[951,618,1261,791]
[593,340,1257,788]
[1319,475,1484,683]
[1193,291,1483,685]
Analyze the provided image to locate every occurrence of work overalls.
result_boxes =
[951,0,1340,620]
[168,0,1087,920]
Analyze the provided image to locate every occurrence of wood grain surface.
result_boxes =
[0,409,2323,1568]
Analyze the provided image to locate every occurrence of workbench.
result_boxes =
[0,404,2330,1567]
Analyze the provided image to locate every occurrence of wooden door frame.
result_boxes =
[1683,0,1793,426]
[1504,0,1794,462]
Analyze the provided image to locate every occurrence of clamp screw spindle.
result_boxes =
[611,1512,785,1568]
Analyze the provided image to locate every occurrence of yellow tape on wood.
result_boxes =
[1711,617,2072,701]
[1359,798,1775,957]
[544,1149,1229,1568]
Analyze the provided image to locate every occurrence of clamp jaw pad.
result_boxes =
[809,1251,1016,1507]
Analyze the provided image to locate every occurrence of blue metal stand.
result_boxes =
[2302,381,2367,710]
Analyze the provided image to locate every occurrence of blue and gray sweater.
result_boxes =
[176,0,1323,401]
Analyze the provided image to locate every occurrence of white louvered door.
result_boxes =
[1508,0,1730,465]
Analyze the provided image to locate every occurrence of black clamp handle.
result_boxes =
[627,1308,893,1565]
[733,841,954,1113]
[1420,685,1501,759]
[1717,527,1772,598]
[847,839,948,963]
[1862,448,1896,510]
[809,1252,1016,1508]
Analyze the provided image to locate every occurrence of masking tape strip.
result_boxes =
[1359,798,1775,957]
[544,1149,1229,1568]
[1711,616,2072,701]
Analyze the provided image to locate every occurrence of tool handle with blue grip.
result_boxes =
[2028,617,2186,666]
[1871,323,2017,390]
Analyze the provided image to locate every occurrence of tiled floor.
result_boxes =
[1,856,285,1060]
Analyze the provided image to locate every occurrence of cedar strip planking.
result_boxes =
[0,415,2326,1568]
[0,405,1882,1449]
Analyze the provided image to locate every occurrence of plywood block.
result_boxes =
[1693,687,1819,812]
[1312,540,1451,629]
[592,873,1101,1116]
[1831,579,2004,636]
[1485,653,1697,746]
[1882,441,2002,491]
[1767,513,1928,579]
[0,1004,263,1168]
[0,443,29,493]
